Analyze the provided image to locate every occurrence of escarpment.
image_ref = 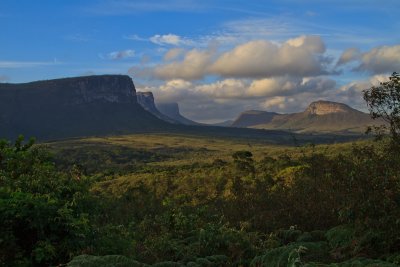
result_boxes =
[0,75,171,140]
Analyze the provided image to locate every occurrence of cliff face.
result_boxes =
[305,100,354,115]
[1,75,137,110]
[0,75,171,140]
[136,92,158,113]
[136,92,178,124]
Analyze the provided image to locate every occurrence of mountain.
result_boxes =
[136,92,178,124]
[210,120,234,127]
[232,100,380,133]
[231,110,278,127]
[0,75,172,140]
[156,102,200,125]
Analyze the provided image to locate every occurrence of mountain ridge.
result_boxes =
[232,100,380,133]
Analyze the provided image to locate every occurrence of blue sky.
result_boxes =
[1,0,400,122]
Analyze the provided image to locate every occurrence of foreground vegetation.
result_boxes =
[1,73,399,266]
[1,133,399,266]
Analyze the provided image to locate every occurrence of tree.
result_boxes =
[232,151,255,176]
[363,72,400,144]
[0,136,92,266]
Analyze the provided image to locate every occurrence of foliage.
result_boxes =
[2,129,400,266]
[0,136,92,266]
[364,72,400,143]
[250,241,330,267]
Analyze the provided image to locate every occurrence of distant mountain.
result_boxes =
[231,110,278,127]
[156,102,200,125]
[210,120,234,127]
[0,75,369,144]
[0,75,172,140]
[136,92,178,124]
[232,100,380,133]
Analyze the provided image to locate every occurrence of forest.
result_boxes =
[1,74,400,266]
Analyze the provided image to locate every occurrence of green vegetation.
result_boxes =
[1,133,399,266]
[1,74,400,266]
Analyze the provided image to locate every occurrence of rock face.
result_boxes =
[305,100,353,115]
[0,75,171,140]
[136,92,158,114]
[156,102,200,125]
[232,100,381,133]
[136,92,178,124]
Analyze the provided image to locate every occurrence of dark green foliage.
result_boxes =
[250,242,330,267]
[2,120,400,266]
[305,258,399,267]
[325,225,355,250]
[0,136,92,266]
[364,72,400,143]
[67,255,145,267]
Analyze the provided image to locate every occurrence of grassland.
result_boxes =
[45,132,368,171]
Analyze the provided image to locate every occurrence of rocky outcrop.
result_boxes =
[0,75,171,140]
[136,92,178,124]
[305,100,354,115]
[156,102,200,125]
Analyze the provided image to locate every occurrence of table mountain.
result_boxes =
[0,75,171,140]
[232,100,380,133]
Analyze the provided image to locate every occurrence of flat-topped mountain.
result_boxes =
[232,100,380,133]
[0,75,171,140]
[305,100,355,115]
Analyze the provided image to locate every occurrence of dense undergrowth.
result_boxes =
[1,134,400,266]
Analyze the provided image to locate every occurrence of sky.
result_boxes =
[1,0,400,123]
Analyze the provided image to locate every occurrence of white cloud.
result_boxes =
[285,35,325,53]
[136,75,337,120]
[163,48,186,61]
[153,47,215,80]
[107,49,135,60]
[356,45,400,74]
[210,38,328,78]
[337,47,361,65]
[149,34,193,46]
[337,45,400,74]
[143,35,330,81]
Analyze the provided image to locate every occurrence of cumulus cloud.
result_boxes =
[150,34,193,46]
[197,76,335,100]
[334,74,390,109]
[107,49,135,60]
[163,48,185,61]
[285,35,326,53]
[356,45,400,73]
[153,48,216,80]
[337,48,361,65]
[136,75,337,120]
[211,38,327,78]
[337,45,400,74]
[146,35,330,81]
